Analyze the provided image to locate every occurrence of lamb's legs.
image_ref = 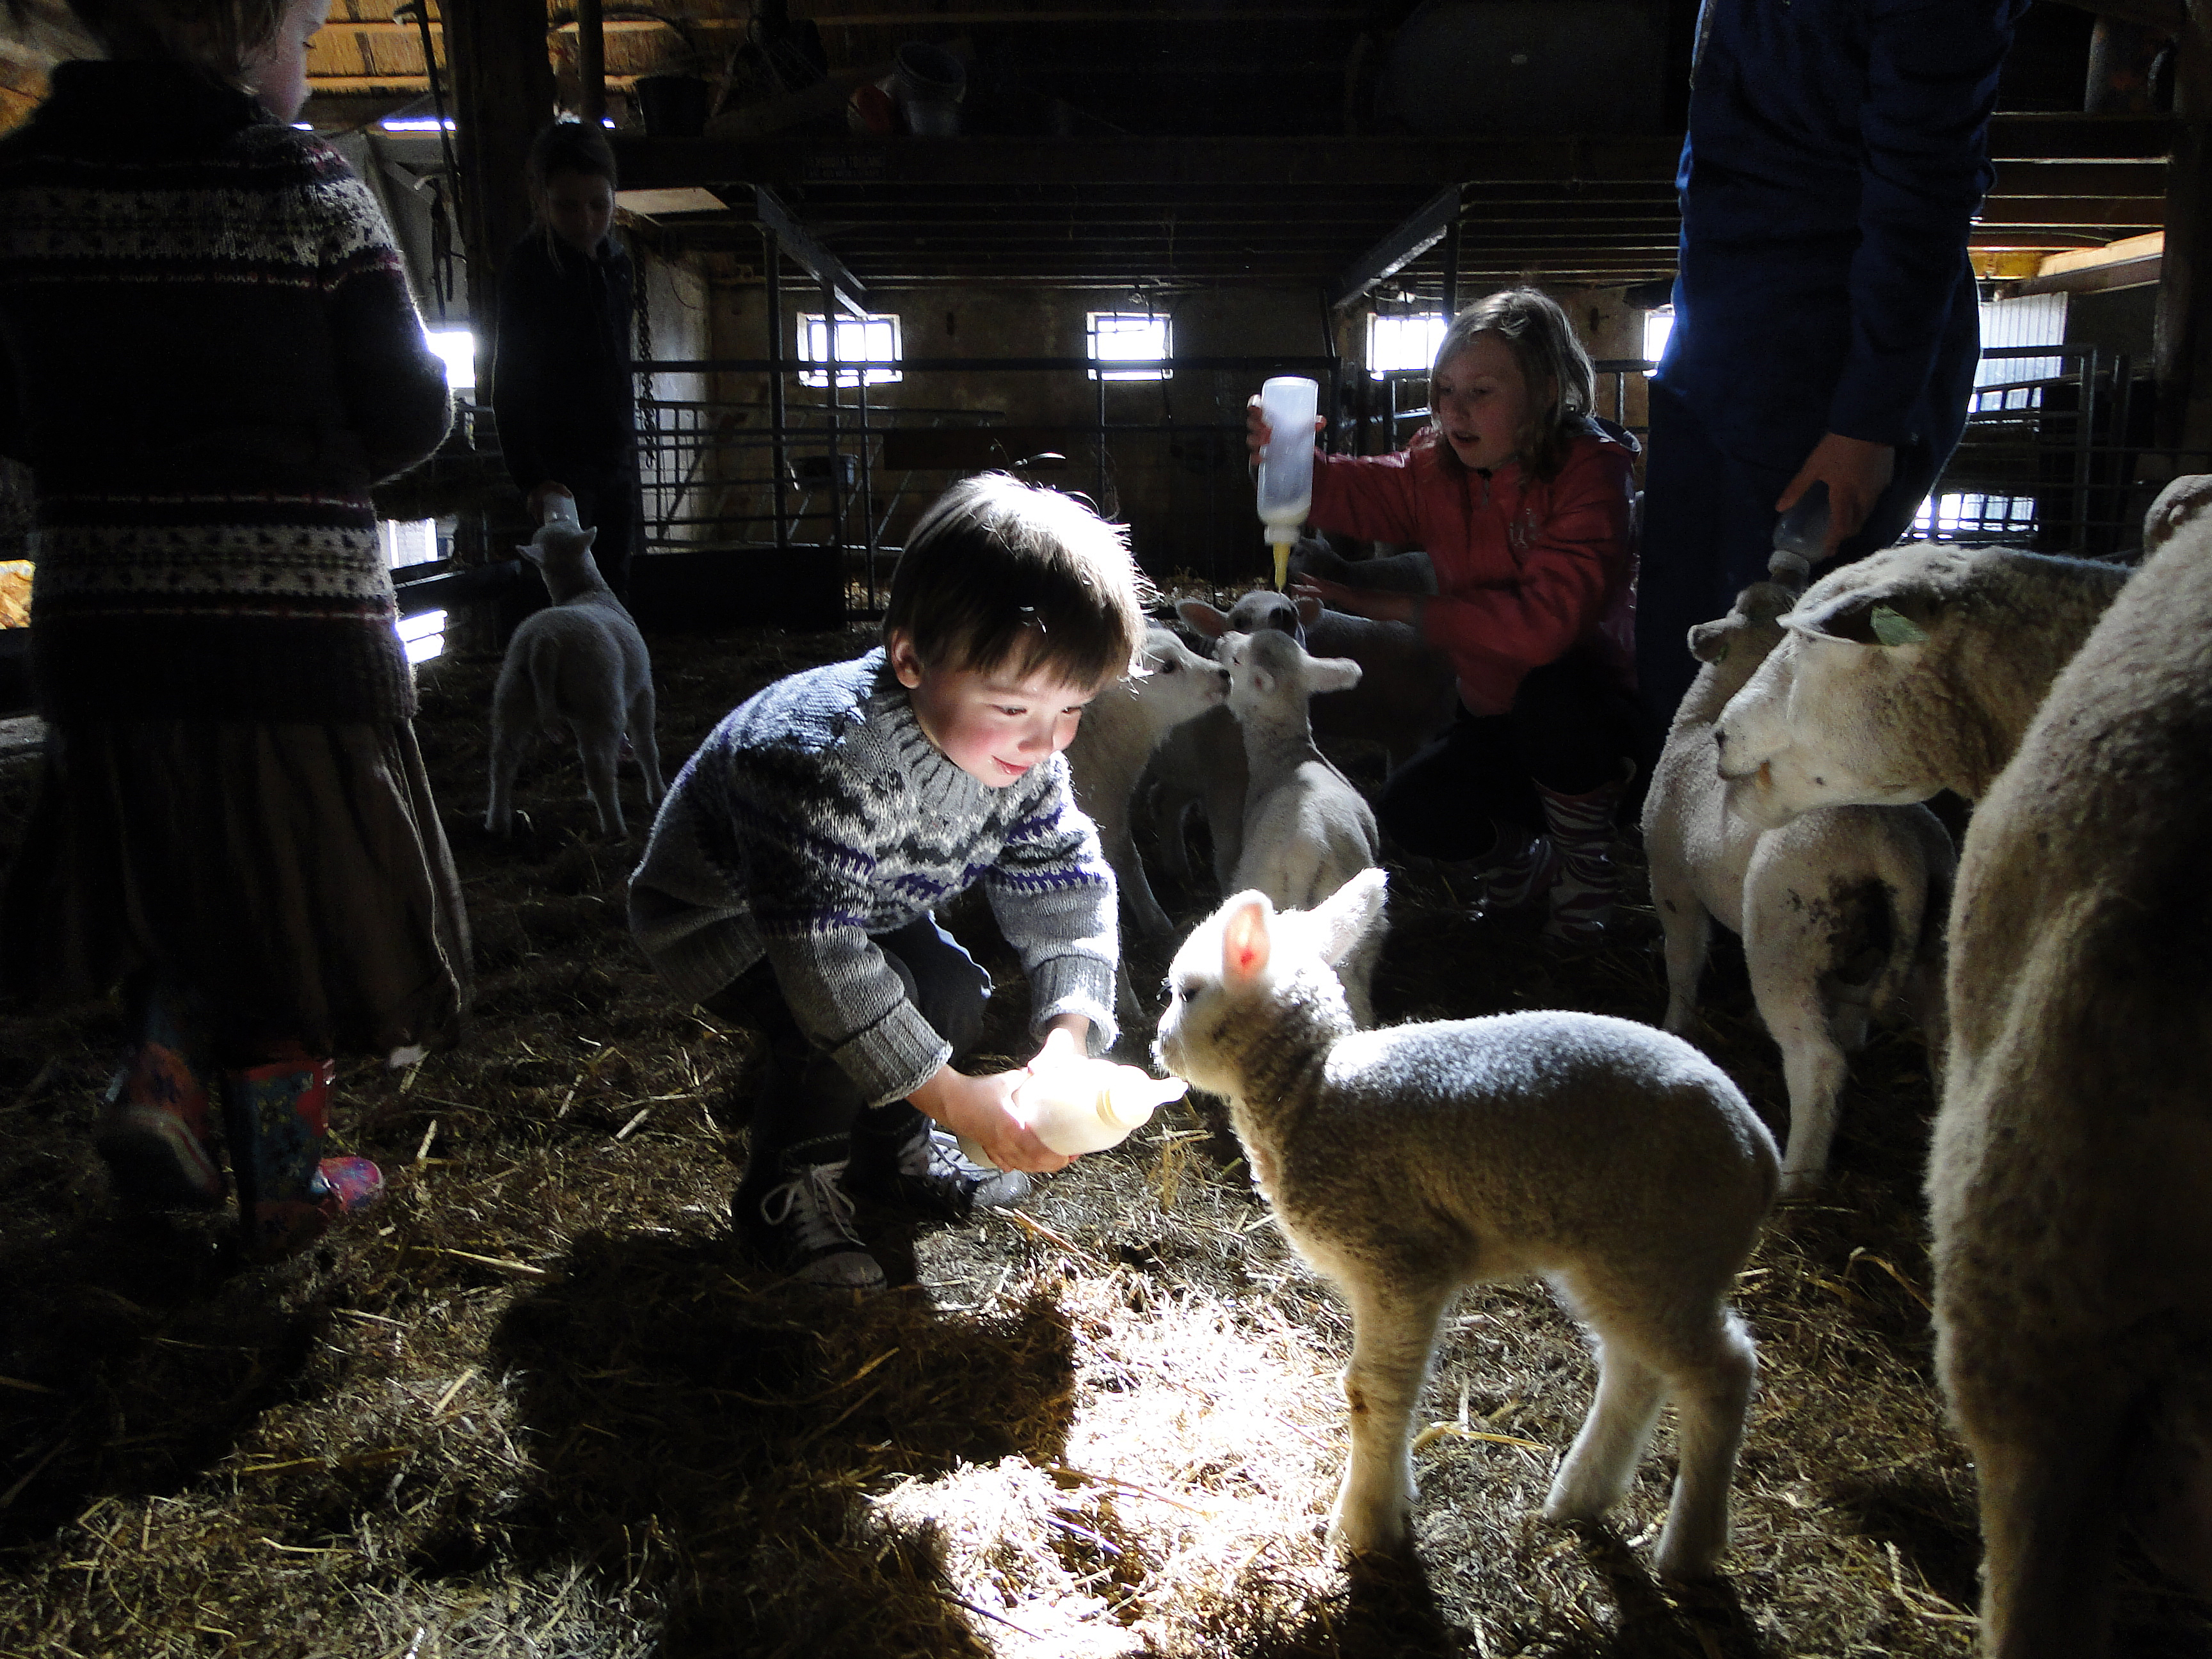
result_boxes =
[1543,1339,1665,1525]
[628,684,664,808]
[1652,877,1711,1036]
[1546,1274,1756,1580]
[1649,1313,1757,1578]
[576,721,626,837]
[1758,995,1848,1196]
[1329,1274,1454,1555]
[485,719,531,835]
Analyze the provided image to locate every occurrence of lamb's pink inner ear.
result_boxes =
[1222,899,1270,984]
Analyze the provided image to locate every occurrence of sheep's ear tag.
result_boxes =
[1870,604,1929,647]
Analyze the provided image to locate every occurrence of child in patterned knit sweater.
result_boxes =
[0,0,463,1261]
[629,474,1148,1290]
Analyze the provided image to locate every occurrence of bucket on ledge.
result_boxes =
[892,42,965,136]
[636,74,710,138]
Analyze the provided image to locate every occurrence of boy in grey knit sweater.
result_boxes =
[630,476,1149,1289]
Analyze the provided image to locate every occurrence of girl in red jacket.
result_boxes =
[1249,289,1640,941]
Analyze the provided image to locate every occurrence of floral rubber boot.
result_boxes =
[93,995,225,1211]
[221,1054,382,1263]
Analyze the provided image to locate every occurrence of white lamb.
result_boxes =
[1179,588,1456,773]
[1643,572,1953,1196]
[486,523,664,839]
[1154,869,1777,1576]
[1219,627,1382,1025]
[1063,623,1228,939]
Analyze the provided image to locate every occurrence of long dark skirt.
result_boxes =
[0,719,470,1062]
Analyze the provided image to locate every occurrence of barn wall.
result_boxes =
[678,273,1640,597]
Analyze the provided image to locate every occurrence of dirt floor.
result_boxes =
[0,612,2206,1659]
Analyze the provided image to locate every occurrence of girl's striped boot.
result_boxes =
[221,1054,382,1263]
[1537,764,1635,944]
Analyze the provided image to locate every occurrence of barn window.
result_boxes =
[424,328,475,390]
[797,313,902,388]
[1087,312,1171,382]
[1366,312,1446,378]
[1642,307,1674,373]
[396,609,447,665]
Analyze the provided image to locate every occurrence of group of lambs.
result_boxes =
[483,500,2208,1656]
[1089,498,2212,1656]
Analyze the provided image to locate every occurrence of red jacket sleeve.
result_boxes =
[1420,440,1635,716]
[1308,447,1425,545]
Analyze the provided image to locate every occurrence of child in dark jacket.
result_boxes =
[630,474,1149,1291]
[0,0,465,1262]
[491,120,638,600]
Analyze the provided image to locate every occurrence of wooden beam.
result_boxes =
[444,0,555,355]
[751,186,872,316]
[1329,184,1460,310]
[575,0,605,124]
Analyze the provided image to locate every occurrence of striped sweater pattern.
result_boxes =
[629,648,1121,1108]
[0,61,451,723]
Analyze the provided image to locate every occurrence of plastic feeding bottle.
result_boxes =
[542,492,582,530]
[1256,375,1319,590]
[958,1028,1189,1166]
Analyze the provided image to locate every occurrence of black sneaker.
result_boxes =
[737,1158,885,1291]
[847,1125,1031,1223]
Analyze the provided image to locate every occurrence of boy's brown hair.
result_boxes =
[1429,287,1597,481]
[884,473,1151,691]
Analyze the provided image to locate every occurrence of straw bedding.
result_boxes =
[0,609,2204,1658]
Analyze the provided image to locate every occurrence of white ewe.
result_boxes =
[1154,869,1777,1576]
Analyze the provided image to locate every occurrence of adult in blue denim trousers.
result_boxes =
[1635,0,2029,757]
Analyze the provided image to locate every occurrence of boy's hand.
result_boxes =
[910,1064,1075,1174]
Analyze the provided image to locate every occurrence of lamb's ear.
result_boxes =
[1689,618,1733,664]
[1219,892,1274,988]
[582,527,598,549]
[1312,868,1387,966]
[1304,654,1363,695]
[1177,598,1230,639]
[515,543,543,565]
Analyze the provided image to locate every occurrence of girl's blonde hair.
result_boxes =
[27,0,285,77]
[1429,287,1596,481]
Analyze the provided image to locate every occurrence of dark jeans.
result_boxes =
[701,917,991,1183]
[1377,648,1637,863]
[1633,382,1952,764]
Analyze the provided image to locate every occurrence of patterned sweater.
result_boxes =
[0,61,452,723]
[629,648,1121,1108]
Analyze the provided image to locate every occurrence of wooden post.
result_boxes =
[2156,1,2212,470]
[575,0,606,126]
[443,0,553,650]
[445,0,555,394]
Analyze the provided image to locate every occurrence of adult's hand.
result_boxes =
[1290,575,1420,629]
[1777,434,1895,557]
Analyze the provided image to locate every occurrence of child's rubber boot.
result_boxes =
[221,1054,382,1263]
[93,998,225,1211]
[1537,762,1635,944]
